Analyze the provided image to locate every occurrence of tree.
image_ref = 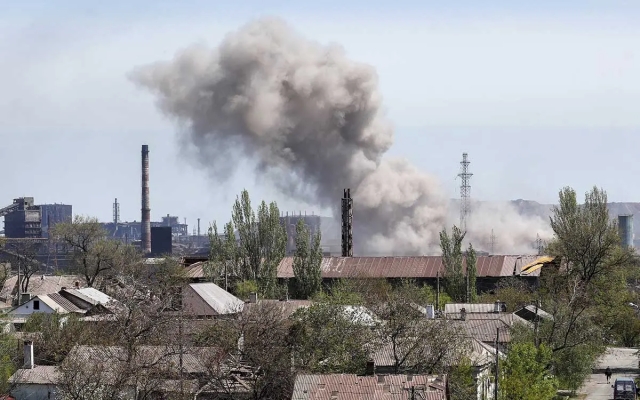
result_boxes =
[500,342,558,400]
[292,219,322,299]
[448,358,478,400]
[4,239,43,294]
[207,220,239,291]
[51,216,137,287]
[196,301,295,400]
[209,190,287,298]
[548,186,634,284]
[440,226,466,302]
[536,186,635,389]
[289,302,373,374]
[0,322,19,393]
[466,243,477,303]
[367,282,466,374]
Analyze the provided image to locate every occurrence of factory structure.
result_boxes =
[1,149,637,269]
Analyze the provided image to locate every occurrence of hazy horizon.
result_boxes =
[2,1,639,230]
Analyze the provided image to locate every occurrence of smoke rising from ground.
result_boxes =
[130,18,551,255]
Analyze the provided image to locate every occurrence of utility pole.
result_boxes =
[436,270,440,311]
[534,299,540,348]
[495,327,500,400]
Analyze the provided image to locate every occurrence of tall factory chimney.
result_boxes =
[141,145,151,254]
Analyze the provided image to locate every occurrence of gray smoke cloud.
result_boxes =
[130,17,550,255]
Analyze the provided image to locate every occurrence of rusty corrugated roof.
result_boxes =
[277,255,542,279]
[291,374,447,400]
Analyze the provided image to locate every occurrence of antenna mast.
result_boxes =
[458,153,473,233]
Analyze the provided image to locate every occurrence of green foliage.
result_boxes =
[292,219,323,299]
[207,220,239,291]
[235,280,259,300]
[51,215,140,287]
[209,189,286,298]
[0,325,18,393]
[500,342,558,400]
[479,278,535,312]
[289,303,373,374]
[466,243,478,302]
[448,358,477,400]
[547,186,634,284]
[24,313,96,365]
[440,225,466,302]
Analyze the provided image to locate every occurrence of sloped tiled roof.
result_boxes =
[188,283,244,314]
[277,255,542,279]
[243,299,312,319]
[10,365,59,385]
[184,262,206,279]
[44,293,85,313]
[291,374,447,400]
[444,303,501,314]
[372,337,499,369]
[1,275,83,302]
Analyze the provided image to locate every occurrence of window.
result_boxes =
[33,300,40,310]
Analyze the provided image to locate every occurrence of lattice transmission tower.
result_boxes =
[458,153,473,232]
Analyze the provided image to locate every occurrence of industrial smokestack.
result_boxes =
[141,145,151,254]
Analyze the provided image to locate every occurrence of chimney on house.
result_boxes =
[74,281,80,289]
[248,292,258,304]
[494,300,502,313]
[425,304,435,319]
[23,340,34,369]
[460,307,467,321]
[365,359,375,376]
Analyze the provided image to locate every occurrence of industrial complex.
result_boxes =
[0,147,636,271]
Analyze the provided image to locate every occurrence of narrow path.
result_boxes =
[580,348,638,400]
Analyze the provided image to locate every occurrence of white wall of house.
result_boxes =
[10,298,56,317]
[11,383,58,400]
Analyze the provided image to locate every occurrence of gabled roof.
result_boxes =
[277,255,543,279]
[1,275,83,302]
[444,303,503,314]
[188,283,244,314]
[292,374,447,400]
[9,365,59,385]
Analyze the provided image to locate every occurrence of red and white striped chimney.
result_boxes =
[141,145,151,254]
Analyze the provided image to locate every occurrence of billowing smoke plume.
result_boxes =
[130,18,551,255]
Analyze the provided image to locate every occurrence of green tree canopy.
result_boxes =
[292,219,323,299]
[500,342,558,400]
[208,189,286,298]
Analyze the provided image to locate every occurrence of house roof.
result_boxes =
[188,283,244,314]
[184,261,206,279]
[61,287,117,310]
[0,275,83,303]
[448,318,512,343]
[444,303,502,314]
[41,293,85,313]
[291,374,447,400]
[243,299,313,319]
[277,255,543,279]
[372,337,501,369]
[10,365,59,385]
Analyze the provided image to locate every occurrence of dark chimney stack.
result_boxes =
[141,145,151,254]
[365,359,375,376]
[341,188,353,257]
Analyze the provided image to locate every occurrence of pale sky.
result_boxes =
[1,1,639,230]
